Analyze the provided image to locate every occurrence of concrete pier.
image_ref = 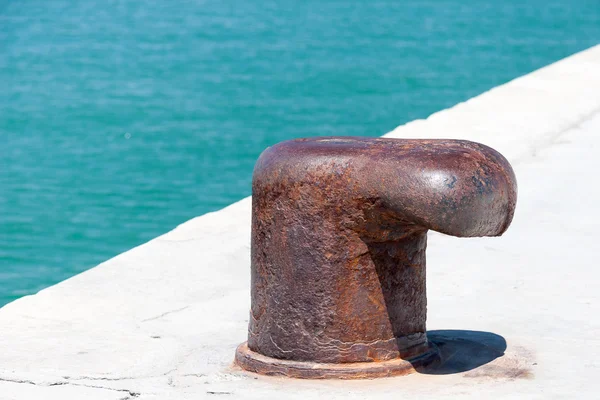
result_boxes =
[1,45,599,399]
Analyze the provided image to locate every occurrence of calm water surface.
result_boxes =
[1,0,599,306]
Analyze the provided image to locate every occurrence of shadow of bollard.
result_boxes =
[416,330,506,375]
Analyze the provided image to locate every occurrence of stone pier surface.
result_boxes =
[1,45,600,399]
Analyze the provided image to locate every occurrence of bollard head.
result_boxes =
[252,137,517,238]
[236,137,517,379]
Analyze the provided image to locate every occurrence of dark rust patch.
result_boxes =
[238,137,517,379]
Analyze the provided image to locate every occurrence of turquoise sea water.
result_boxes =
[1,1,599,307]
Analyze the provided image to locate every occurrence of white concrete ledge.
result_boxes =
[2,45,600,399]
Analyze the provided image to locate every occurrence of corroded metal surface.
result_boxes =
[235,342,440,379]
[236,137,517,379]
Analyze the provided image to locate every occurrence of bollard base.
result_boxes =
[234,342,440,380]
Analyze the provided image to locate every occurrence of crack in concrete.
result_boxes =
[63,375,139,381]
[517,105,600,164]
[62,353,194,384]
[0,376,140,398]
[141,306,190,322]
[0,377,59,386]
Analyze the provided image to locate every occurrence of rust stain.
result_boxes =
[463,346,535,381]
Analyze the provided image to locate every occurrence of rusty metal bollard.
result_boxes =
[235,137,517,379]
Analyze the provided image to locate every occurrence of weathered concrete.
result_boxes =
[1,44,599,398]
